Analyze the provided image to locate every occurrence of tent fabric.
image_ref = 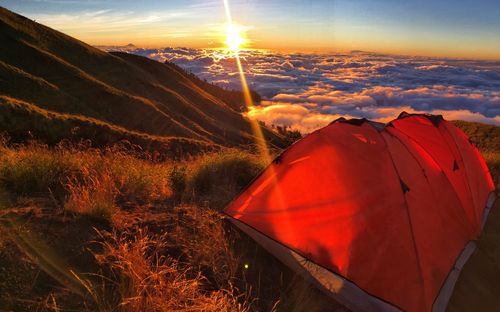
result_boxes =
[229,217,402,312]
[224,113,495,312]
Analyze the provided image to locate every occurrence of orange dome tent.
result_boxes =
[224,113,495,312]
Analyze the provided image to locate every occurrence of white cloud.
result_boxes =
[101,47,500,131]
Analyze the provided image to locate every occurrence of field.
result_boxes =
[0,137,337,311]
[0,121,498,312]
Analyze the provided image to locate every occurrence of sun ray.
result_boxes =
[222,0,270,161]
[222,1,289,237]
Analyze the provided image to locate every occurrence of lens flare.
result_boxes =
[222,0,270,160]
[222,0,289,237]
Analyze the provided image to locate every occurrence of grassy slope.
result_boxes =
[0,95,215,158]
[165,61,263,113]
[0,7,285,149]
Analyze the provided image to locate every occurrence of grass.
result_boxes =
[483,151,500,189]
[0,139,176,222]
[0,96,217,159]
[455,120,500,189]
[0,139,274,311]
[0,139,327,311]
[0,138,267,213]
[92,228,246,312]
[454,120,500,153]
[185,150,267,209]
[65,170,118,221]
[0,141,80,199]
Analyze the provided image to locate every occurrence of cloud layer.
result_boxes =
[103,46,500,132]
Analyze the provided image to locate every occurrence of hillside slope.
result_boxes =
[0,7,284,150]
[0,96,214,158]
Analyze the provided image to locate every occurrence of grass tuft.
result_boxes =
[167,206,240,288]
[65,169,118,222]
[186,150,266,209]
[93,229,247,312]
[168,165,187,200]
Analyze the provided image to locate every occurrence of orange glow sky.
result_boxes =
[3,0,500,59]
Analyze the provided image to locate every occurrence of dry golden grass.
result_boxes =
[167,206,240,288]
[0,139,264,214]
[0,140,175,213]
[65,169,118,220]
[91,228,247,312]
[0,140,262,310]
[102,150,173,204]
[455,120,500,188]
[0,141,80,198]
[183,149,267,209]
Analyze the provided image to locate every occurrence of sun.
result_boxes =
[225,24,247,51]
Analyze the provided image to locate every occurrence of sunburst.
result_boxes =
[225,24,246,51]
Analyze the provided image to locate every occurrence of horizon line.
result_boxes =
[94,44,500,62]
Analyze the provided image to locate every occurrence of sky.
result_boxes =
[1,0,500,59]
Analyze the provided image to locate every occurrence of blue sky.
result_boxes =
[1,0,499,58]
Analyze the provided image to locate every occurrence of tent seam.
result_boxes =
[387,126,474,235]
[385,129,440,199]
[378,127,428,309]
[439,124,480,230]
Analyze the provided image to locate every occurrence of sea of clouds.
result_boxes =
[104,46,500,132]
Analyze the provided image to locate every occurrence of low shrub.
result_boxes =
[99,150,173,203]
[186,150,266,209]
[168,165,187,199]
